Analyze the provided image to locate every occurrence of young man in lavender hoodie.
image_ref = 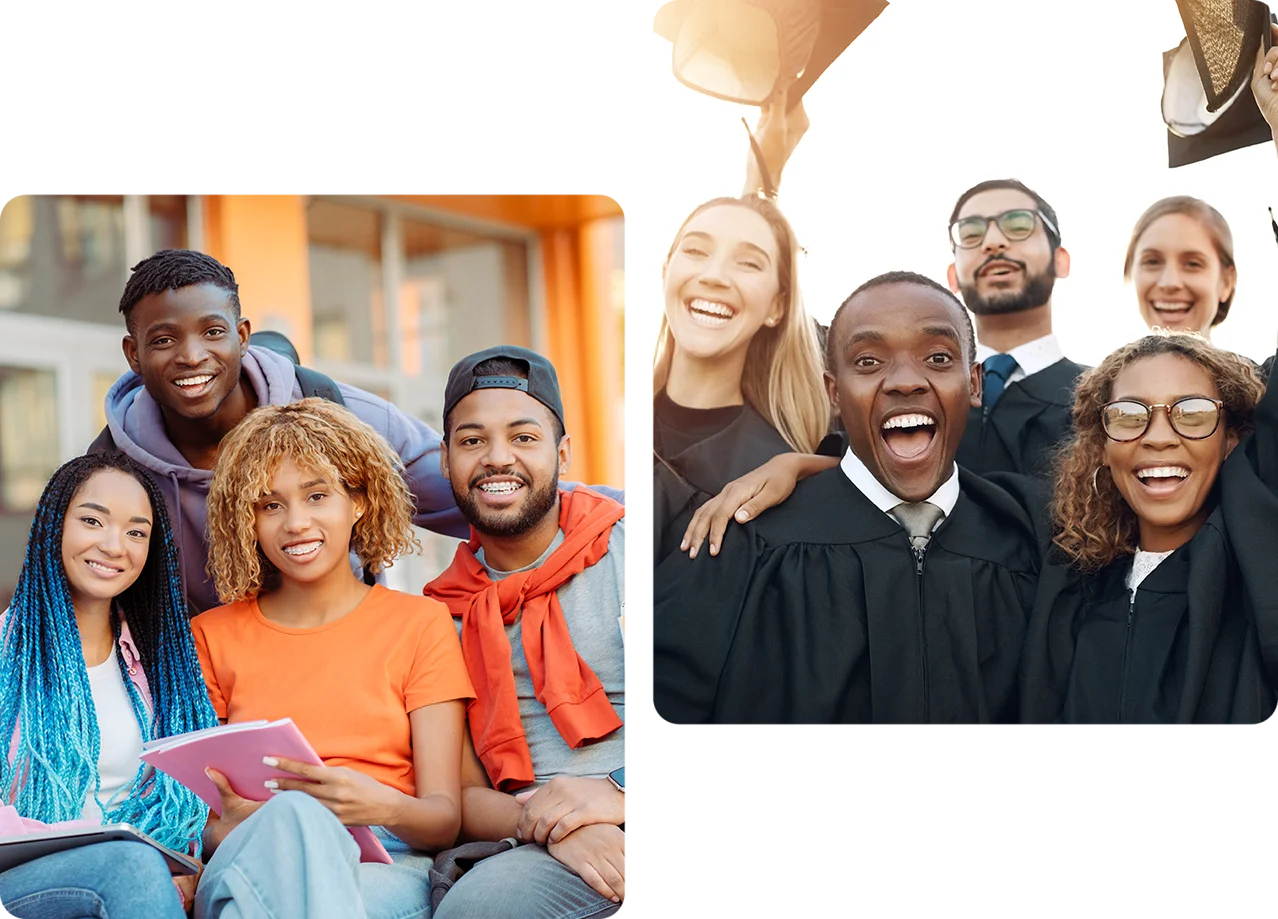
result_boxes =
[96,249,619,614]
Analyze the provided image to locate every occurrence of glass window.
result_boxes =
[0,365,59,610]
[306,200,386,367]
[148,196,189,251]
[399,216,531,427]
[0,196,127,325]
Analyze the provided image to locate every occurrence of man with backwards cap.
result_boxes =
[425,346,625,918]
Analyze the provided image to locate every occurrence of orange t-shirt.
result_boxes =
[191,585,474,797]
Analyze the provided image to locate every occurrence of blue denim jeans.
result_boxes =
[195,791,433,919]
[432,843,619,919]
[0,839,185,919]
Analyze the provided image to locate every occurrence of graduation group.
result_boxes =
[652,29,1278,726]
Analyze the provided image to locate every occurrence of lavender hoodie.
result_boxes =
[101,346,469,614]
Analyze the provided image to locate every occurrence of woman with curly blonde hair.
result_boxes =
[1022,332,1278,723]
[189,399,476,919]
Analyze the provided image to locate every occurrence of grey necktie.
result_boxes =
[890,501,945,552]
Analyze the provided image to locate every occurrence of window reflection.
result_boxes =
[306,200,386,367]
[0,365,59,609]
[0,196,127,324]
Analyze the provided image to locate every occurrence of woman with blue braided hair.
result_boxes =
[0,451,218,916]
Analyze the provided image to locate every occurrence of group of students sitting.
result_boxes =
[0,249,625,919]
[652,28,1278,725]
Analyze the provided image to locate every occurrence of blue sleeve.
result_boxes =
[339,384,469,540]
[563,481,625,505]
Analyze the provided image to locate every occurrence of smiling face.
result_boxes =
[662,203,784,365]
[826,281,980,502]
[948,188,1062,316]
[1131,213,1234,335]
[442,387,569,538]
[1103,353,1237,552]
[122,283,251,423]
[254,457,365,588]
[61,469,153,613]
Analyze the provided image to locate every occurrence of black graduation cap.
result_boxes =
[653,0,888,111]
[1164,0,1274,166]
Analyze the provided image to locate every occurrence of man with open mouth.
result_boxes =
[654,272,1048,723]
[946,179,1089,477]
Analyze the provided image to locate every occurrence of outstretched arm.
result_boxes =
[743,91,809,198]
[680,451,837,557]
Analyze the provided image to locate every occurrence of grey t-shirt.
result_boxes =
[472,518,625,785]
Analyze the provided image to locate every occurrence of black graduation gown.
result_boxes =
[653,402,791,564]
[957,358,1088,477]
[653,466,1050,723]
[1021,351,1278,723]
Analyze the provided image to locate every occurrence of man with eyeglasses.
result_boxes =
[946,179,1089,477]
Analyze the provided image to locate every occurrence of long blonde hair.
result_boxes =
[652,195,828,454]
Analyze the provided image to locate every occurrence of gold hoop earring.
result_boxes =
[1092,466,1106,497]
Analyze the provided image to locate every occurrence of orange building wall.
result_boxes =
[203,196,314,361]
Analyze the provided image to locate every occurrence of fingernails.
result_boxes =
[709,543,718,556]
[262,756,279,767]
[264,780,279,789]
[612,897,620,903]
[204,768,213,780]
[679,538,687,551]
[688,546,697,559]
[736,509,749,521]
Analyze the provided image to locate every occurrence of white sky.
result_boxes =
[637,0,1278,366]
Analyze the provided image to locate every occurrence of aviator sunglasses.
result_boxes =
[1099,397,1225,442]
[949,209,1059,249]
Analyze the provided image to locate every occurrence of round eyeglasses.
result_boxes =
[949,209,1059,249]
[1099,397,1224,442]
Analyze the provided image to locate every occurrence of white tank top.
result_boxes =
[80,646,144,821]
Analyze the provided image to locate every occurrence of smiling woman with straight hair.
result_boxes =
[652,194,828,563]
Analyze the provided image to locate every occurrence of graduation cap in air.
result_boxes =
[653,0,888,110]
[1163,0,1275,166]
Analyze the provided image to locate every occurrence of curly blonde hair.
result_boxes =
[1051,332,1263,570]
[206,399,420,603]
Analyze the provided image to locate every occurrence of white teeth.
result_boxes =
[86,560,120,574]
[882,413,936,431]
[283,540,322,556]
[1152,302,1191,313]
[479,481,522,495]
[175,374,214,388]
[687,299,736,327]
[1136,465,1189,481]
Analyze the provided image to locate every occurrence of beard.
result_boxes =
[959,257,1057,316]
[452,469,560,539]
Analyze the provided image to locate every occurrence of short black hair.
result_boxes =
[119,249,240,334]
[948,179,1061,251]
[827,270,977,368]
[444,356,566,443]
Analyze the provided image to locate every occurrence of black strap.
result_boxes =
[87,425,116,453]
[293,365,346,407]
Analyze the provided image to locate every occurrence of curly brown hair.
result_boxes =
[206,399,420,603]
[1051,332,1263,570]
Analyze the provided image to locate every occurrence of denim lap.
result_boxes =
[0,840,184,919]
[432,844,619,919]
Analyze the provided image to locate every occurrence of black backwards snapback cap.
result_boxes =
[443,345,566,434]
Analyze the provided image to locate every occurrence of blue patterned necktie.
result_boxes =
[981,353,1019,410]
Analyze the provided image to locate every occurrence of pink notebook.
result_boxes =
[140,718,391,864]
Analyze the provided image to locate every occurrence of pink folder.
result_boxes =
[140,718,392,864]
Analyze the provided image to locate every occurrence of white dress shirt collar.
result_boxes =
[974,333,1064,381]
[838,447,960,520]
